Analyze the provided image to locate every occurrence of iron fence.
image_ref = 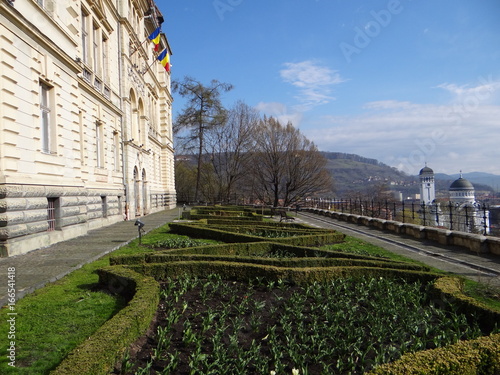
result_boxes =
[305,198,491,236]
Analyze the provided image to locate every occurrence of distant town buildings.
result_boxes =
[418,166,489,234]
[0,0,176,256]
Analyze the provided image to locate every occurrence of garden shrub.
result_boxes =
[125,261,441,286]
[110,241,409,265]
[368,333,500,374]
[168,222,345,246]
[50,267,159,375]
[429,277,500,335]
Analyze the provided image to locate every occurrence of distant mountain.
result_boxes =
[321,152,499,195]
[434,172,500,193]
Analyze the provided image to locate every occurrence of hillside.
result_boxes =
[321,152,497,196]
[321,152,417,196]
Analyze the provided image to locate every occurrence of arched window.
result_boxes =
[138,98,145,145]
[130,89,139,142]
[142,169,147,215]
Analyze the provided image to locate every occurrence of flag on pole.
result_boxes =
[148,27,161,51]
[157,49,170,72]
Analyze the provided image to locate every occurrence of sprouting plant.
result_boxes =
[119,349,133,375]
[134,359,153,375]
[151,238,212,249]
[161,351,180,375]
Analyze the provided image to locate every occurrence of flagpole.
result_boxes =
[129,37,149,58]
[141,56,159,75]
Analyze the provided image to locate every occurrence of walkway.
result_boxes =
[0,207,182,308]
[297,211,500,287]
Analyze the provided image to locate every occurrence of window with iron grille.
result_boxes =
[101,196,107,218]
[47,198,57,231]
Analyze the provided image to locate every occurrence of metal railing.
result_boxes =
[305,198,491,236]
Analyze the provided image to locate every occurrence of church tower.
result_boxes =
[419,164,435,205]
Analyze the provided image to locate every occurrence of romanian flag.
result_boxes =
[157,49,170,72]
[148,27,161,51]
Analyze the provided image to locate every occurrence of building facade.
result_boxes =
[0,0,176,257]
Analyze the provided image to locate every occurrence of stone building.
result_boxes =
[419,166,489,234]
[0,0,176,256]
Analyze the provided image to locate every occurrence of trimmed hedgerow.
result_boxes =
[367,333,500,375]
[50,267,159,375]
[109,241,407,265]
[168,222,345,247]
[125,261,441,286]
[117,253,427,271]
[429,277,500,335]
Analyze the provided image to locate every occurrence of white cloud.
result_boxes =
[280,60,345,110]
[303,99,500,175]
[254,101,303,127]
[436,76,500,103]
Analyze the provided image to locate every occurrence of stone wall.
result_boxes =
[306,208,500,256]
[0,185,124,257]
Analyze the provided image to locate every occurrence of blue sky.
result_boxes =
[160,0,500,176]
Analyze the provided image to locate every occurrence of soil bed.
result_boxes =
[114,275,484,375]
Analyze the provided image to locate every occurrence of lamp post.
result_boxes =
[134,219,145,244]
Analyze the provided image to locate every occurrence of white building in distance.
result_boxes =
[0,0,176,256]
[419,166,489,234]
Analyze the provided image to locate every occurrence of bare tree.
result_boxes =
[205,101,259,203]
[250,117,332,207]
[172,76,233,202]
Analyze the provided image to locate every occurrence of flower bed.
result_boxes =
[115,274,494,374]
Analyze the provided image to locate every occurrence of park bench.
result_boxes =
[278,210,295,222]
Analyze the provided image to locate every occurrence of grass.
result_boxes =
[0,260,124,374]
[463,278,500,311]
[322,235,428,264]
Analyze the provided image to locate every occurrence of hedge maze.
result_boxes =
[51,206,500,374]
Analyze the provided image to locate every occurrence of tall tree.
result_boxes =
[174,158,197,203]
[205,101,259,203]
[172,76,233,202]
[251,117,332,207]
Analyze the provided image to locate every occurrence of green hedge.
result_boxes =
[49,263,500,374]
[429,277,500,335]
[367,276,500,374]
[188,206,263,221]
[50,267,159,375]
[125,261,440,286]
[124,253,428,271]
[168,222,345,246]
[110,242,405,265]
[368,333,500,374]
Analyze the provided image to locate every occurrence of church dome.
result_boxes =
[419,166,434,175]
[449,177,474,191]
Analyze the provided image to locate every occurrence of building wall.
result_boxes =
[0,0,175,257]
